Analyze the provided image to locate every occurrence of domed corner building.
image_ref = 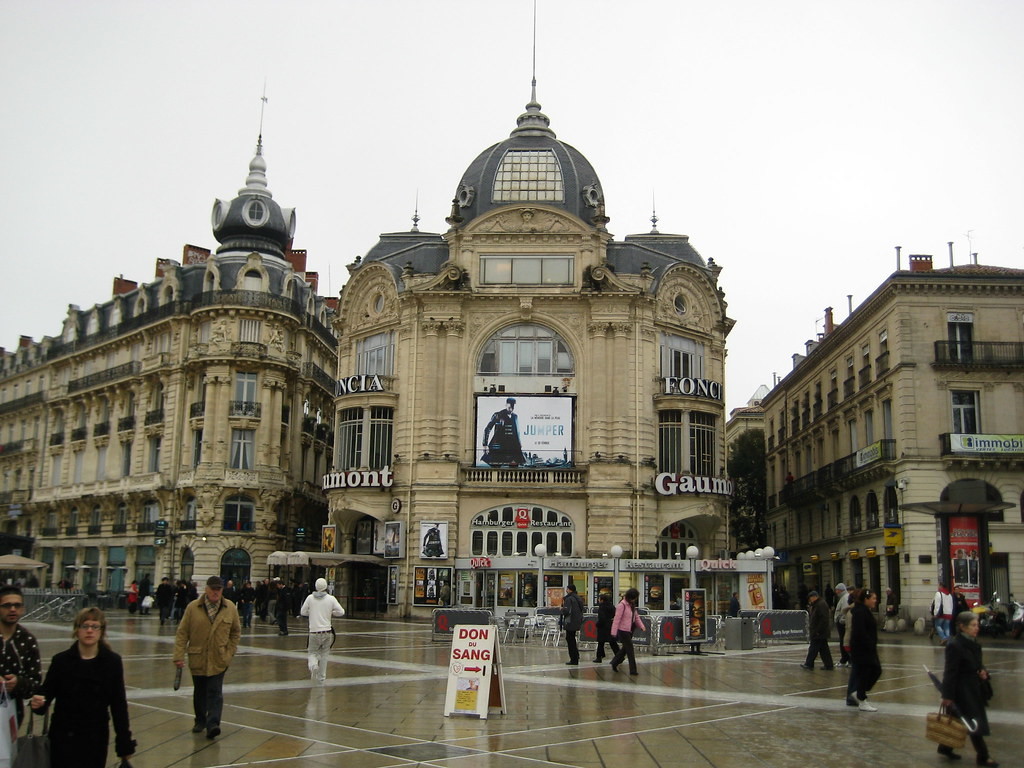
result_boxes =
[325,91,752,620]
[10,136,338,594]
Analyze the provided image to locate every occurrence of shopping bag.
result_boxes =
[925,708,967,749]
[12,711,48,768]
[0,682,18,768]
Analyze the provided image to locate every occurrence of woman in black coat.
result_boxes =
[847,588,882,711]
[940,611,998,766]
[592,593,619,663]
[31,608,135,767]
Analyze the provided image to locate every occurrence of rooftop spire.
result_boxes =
[511,1,554,138]
[650,191,659,234]
[239,85,273,198]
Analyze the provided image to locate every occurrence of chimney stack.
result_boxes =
[112,275,138,296]
[824,306,834,336]
[908,254,933,272]
[895,245,902,270]
[948,241,954,268]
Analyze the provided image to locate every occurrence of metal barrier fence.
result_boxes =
[740,609,809,645]
[431,608,495,641]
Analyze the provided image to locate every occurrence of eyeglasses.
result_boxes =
[0,603,23,610]
[79,623,103,631]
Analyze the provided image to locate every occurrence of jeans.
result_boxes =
[934,617,951,640]
[307,631,333,682]
[240,602,253,627]
[192,671,226,730]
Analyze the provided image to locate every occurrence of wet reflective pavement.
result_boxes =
[25,614,1022,767]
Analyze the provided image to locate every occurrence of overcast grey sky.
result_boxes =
[2,1,1022,413]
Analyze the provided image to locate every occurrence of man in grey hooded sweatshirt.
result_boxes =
[300,578,345,683]
[833,583,852,668]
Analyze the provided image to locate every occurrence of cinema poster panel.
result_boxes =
[384,521,403,559]
[420,521,448,559]
[474,394,574,468]
[413,566,452,607]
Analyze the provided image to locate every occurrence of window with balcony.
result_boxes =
[336,407,393,470]
[951,390,979,434]
[223,495,255,532]
[148,436,161,472]
[947,314,974,362]
[121,440,132,477]
[230,429,255,470]
[660,333,704,379]
[239,319,262,343]
[356,331,395,376]
[478,324,574,375]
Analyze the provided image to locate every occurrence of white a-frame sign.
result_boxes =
[443,624,506,718]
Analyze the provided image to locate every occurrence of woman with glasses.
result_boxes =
[31,608,136,767]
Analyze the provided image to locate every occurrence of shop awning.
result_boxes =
[0,554,48,570]
[266,551,291,566]
[901,501,1014,516]
[305,552,387,567]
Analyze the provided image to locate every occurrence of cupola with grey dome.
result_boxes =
[211,137,296,259]
[449,82,606,228]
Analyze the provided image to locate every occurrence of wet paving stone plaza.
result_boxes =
[26,612,1022,768]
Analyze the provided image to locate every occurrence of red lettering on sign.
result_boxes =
[662,622,675,641]
[438,614,449,632]
[582,619,597,639]
[761,618,772,636]
[452,648,492,661]
[471,557,492,569]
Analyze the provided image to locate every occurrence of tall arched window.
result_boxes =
[223,495,255,532]
[865,491,879,529]
[478,324,574,376]
[220,548,252,585]
[849,495,862,533]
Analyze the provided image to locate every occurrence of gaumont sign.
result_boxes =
[335,374,385,396]
[322,466,394,491]
[654,473,734,497]
[661,377,723,400]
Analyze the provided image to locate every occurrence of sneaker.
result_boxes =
[836,661,849,668]
[207,727,221,739]
[857,699,878,712]
[799,664,813,670]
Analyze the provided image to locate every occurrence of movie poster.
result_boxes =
[321,525,337,554]
[474,395,574,468]
[948,515,981,606]
[388,565,399,604]
[384,521,403,559]
[420,521,448,559]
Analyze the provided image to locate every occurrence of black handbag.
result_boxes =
[13,710,50,768]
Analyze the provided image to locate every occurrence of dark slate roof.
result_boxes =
[361,231,448,281]
[608,234,708,276]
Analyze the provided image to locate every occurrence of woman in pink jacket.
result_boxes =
[609,588,645,675]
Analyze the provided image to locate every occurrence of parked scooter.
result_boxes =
[1008,594,1023,639]
[974,591,1010,637]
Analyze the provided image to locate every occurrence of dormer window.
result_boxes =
[243,199,269,227]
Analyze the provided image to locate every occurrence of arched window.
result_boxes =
[849,496,862,533]
[220,548,252,585]
[470,505,575,558]
[865,491,879,529]
[657,522,699,560]
[243,270,262,291]
[884,485,899,525]
[478,324,573,376]
[180,547,194,584]
[223,495,255,532]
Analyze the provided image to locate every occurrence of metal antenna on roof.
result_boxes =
[412,190,420,232]
[650,191,659,234]
[530,0,539,104]
[257,79,269,155]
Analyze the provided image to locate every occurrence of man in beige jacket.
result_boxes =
[174,575,241,739]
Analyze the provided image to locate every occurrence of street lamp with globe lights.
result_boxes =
[686,545,700,589]
[610,545,624,600]
[534,543,547,607]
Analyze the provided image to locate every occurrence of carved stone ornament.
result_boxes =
[488,208,573,234]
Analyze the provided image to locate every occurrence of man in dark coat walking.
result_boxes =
[800,590,834,670]
[560,584,585,665]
